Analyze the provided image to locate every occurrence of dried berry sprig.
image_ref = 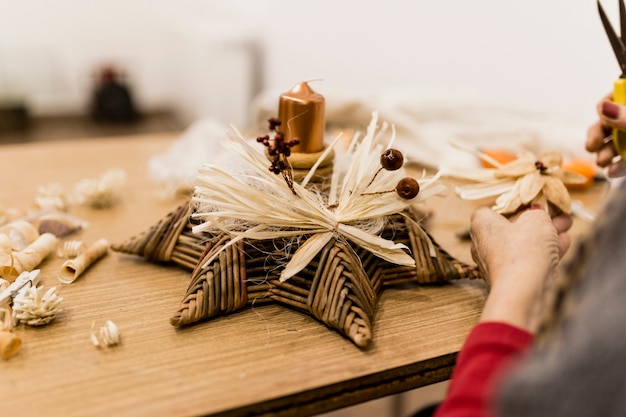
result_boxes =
[256,117,300,195]
[361,148,418,199]
[367,148,404,187]
[361,176,420,200]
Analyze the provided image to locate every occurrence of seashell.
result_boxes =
[58,239,109,284]
[90,320,121,348]
[33,212,86,238]
[12,285,62,326]
[0,233,58,280]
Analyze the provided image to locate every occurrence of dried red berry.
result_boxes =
[535,161,546,172]
[395,177,420,199]
[268,117,282,131]
[380,148,404,171]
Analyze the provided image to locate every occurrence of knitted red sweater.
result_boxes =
[434,322,533,417]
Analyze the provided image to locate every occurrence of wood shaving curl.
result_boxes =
[90,320,121,348]
[0,305,21,360]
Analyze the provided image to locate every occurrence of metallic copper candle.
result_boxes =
[278,81,325,153]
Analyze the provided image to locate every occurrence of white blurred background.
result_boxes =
[0,0,617,130]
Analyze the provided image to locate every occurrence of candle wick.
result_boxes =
[285,110,310,138]
[303,77,324,85]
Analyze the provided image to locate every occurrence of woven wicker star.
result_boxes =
[113,112,483,348]
[113,202,480,347]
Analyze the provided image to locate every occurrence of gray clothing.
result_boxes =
[498,180,626,416]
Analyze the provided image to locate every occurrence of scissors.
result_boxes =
[598,0,626,158]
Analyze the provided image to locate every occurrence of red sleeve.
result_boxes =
[433,322,533,417]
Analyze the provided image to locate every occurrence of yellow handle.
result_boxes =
[613,79,626,159]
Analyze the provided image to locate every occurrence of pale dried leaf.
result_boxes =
[540,151,563,169]
[455,179,515,200]
[518,172,545,205]
[543,175,571,213]
[337,223,415,266]
[556,170,589,185]
[495,160,536,178]
[492,182,524,214]
[280,232,334,281]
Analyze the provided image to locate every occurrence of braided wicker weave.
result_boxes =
[113,198,482,348]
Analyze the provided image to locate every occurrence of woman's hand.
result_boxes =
[470,207,572,333]
[586,93,626,177]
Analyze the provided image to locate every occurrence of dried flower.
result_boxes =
[34,182,67,211]
[13,285,62,326]
[73,169,126,208]
[445,146,588,215]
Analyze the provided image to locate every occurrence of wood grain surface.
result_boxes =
[0,135,608,416]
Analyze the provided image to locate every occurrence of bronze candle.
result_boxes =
[278,81,325,153]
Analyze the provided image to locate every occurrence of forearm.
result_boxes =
[434,322,533,417]
[479,282,546,333]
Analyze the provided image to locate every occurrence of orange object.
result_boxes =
[479,149,517,168]
[562,159,596,189]
[278,81,325,154]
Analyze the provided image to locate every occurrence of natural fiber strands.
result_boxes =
[165,208,482,348]
[171,236,378,347]
[111,202,208,270]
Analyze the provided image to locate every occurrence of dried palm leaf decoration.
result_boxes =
[113,112,483,348]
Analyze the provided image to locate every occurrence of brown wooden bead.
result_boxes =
[380,148,404,171]
[395,177,420,199]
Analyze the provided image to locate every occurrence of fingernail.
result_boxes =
[602,101,620,119]
[530,204,543,210]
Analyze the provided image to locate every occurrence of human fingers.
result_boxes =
[551,212,572,234]
[607,159,626,177]
[586,119,611,153]
[558,232,571,259]
[595,140,619,167]
[596,92,614,113]
[599,100,626,131]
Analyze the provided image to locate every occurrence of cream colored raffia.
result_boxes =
[191,112,445,281]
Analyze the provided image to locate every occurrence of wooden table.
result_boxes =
[0,135,609,417]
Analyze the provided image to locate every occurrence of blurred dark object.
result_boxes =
[0,99,30,132]
[90,66,139,123]
[410,403,440,417]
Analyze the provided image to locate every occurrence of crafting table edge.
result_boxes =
[210,352,456,417]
